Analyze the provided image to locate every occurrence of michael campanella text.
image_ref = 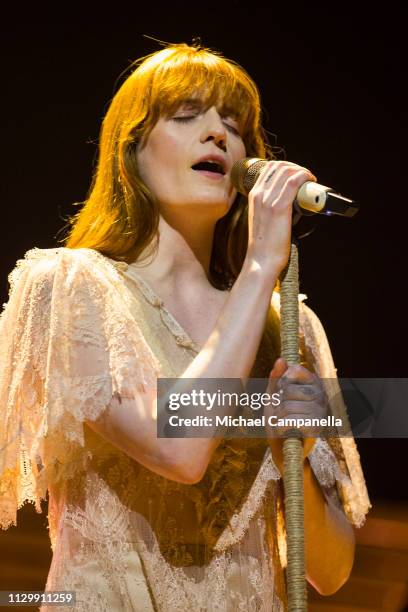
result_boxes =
[168,415,343,428]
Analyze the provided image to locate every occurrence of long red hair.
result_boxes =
[61,43,275,288]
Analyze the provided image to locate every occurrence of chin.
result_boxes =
[191,198,230,216]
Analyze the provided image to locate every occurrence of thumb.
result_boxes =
[268,357,288,391]
[271,357,288,377]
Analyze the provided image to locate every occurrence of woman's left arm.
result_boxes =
[303,458,355,595]
[266,358,355,596]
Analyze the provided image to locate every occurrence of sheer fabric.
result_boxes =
[0,247,370,611]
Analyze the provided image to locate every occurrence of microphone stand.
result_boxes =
[279,239,307,611]
[279,206,358,610]
[231,158,360,610]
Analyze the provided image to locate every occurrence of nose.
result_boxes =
[200,107,227,152]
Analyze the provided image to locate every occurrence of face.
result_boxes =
[136,99,247,220]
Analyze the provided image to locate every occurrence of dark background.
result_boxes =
[0,0,406,567]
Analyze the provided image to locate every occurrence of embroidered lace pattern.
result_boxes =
[0,247,370,610]
[298,298,371,526]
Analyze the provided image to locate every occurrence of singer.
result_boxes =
[0,43,370,610]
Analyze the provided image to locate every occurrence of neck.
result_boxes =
[134,212,217,287]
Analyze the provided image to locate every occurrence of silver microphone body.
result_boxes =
[231,157,358,218]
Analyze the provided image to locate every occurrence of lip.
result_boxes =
[192,169,225,181]
[191,153,228,175]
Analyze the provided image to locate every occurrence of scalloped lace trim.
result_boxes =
[308,438,350,488]
[214,448,281,552]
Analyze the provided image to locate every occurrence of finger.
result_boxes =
[281,364,316,384]
[257,161,316,185]
[276,403,321,416]
[278,382,324,402]
[267,358,288,393]
[271,357,288,377]
[265,166,316,194]
[275,401,328,420]
[254,165,315,206]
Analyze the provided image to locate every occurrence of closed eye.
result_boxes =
[224,123,240,136]
[172,115,197,123]
[172,115,241,136]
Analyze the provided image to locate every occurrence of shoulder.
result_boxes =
[7,247,121,297]
[11,246,110,273]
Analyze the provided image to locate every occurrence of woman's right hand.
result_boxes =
[245,161,317,276]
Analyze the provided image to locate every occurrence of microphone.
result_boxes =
[231,157,359,218]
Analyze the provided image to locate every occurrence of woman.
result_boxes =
[0,43,370,611]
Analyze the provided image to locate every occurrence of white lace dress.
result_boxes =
[0,247,370,611]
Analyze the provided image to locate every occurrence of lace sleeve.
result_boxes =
[0,247,161,530]
[299,300,371,527]
[269,292,370,528]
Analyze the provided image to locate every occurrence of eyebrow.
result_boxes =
[219,105,239,121]
[177,98,239,121]
[177,98,204,110]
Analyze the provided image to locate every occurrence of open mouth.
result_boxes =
[191,160,225,175]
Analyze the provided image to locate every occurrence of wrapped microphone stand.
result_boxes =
[231,157,360,611]
[280,185,359,610]
[279,239,307,611]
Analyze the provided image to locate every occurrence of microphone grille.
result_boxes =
[231,157,266,195]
